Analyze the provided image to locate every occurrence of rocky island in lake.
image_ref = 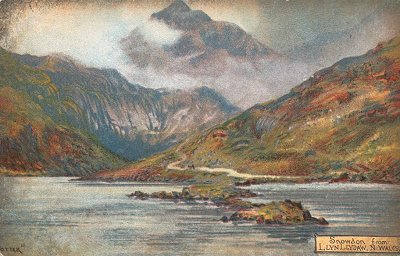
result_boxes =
[127,185,329,226]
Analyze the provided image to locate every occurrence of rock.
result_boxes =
[201,196,209,201]
[303,210,312,221]
[240,191,258,198]
[229,212,240,221]
[182,187,194,201]
[151,191,167,199]
[285,199,303,210]
[256,216,264,224]
[264,219,274,224]
[127,191,149,200]
[226,200,327,225]
[221,216,229,223]
[264,219,284,224]
[171,191,181,199]
[318,217,329,225]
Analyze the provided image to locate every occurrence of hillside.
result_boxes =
[14,53,239,160]
[0,48,125,176]
[0,48,238,175]
[95,36,400,183]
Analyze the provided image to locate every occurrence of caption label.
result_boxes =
[315,235,400,253]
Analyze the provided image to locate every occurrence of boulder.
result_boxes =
[318,217,329,225]
[182,187,194,201]
[127,191,149,200]
[221,216,229,223]
[303,210,312,221]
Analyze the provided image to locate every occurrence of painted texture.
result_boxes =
[0,1,399,255]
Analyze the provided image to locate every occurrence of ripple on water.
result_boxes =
[0,177,399,256]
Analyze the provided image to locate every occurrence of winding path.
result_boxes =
[167,154,302,180]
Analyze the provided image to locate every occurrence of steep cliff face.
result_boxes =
[11,51,239,161]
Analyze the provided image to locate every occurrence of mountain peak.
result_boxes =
[167,0,191,13]
[152,0,191,19]
[151,0,211,30]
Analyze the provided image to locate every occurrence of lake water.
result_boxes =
[0,177,399,256]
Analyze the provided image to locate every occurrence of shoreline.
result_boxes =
[1,173,398,186]
[76,174,400,185]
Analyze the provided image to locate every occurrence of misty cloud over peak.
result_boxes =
[1,0,398,108]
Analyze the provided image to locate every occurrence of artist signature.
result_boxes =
[0,244,24,254]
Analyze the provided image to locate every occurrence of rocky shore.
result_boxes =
[127,186,328,225]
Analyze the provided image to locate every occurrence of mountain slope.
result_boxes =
[97,36,400,183]
[0,48,126,176]
[180,37,400,182]
[2,48,239,167]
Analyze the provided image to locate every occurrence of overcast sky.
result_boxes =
[0,0,399,99]
[1,0,399,65]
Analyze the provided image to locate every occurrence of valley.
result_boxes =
[93,36,400,185]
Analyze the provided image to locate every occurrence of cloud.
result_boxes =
[138,19,182,46]
[5,3,183,88]
[6,4,149,69]
[120,46,314,108]
[2,0,399,109]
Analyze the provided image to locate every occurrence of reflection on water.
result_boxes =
[0,177,399,256]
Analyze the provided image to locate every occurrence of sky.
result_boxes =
[1,0,398,65]
[0,0,399,106]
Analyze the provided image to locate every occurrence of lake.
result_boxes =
[0,177,399,255]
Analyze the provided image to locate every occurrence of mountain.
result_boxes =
[121,0,285,108]
[0,47,238,176]
[150,0,273,58]
[0,48,126,176]
[96,36,400,183]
